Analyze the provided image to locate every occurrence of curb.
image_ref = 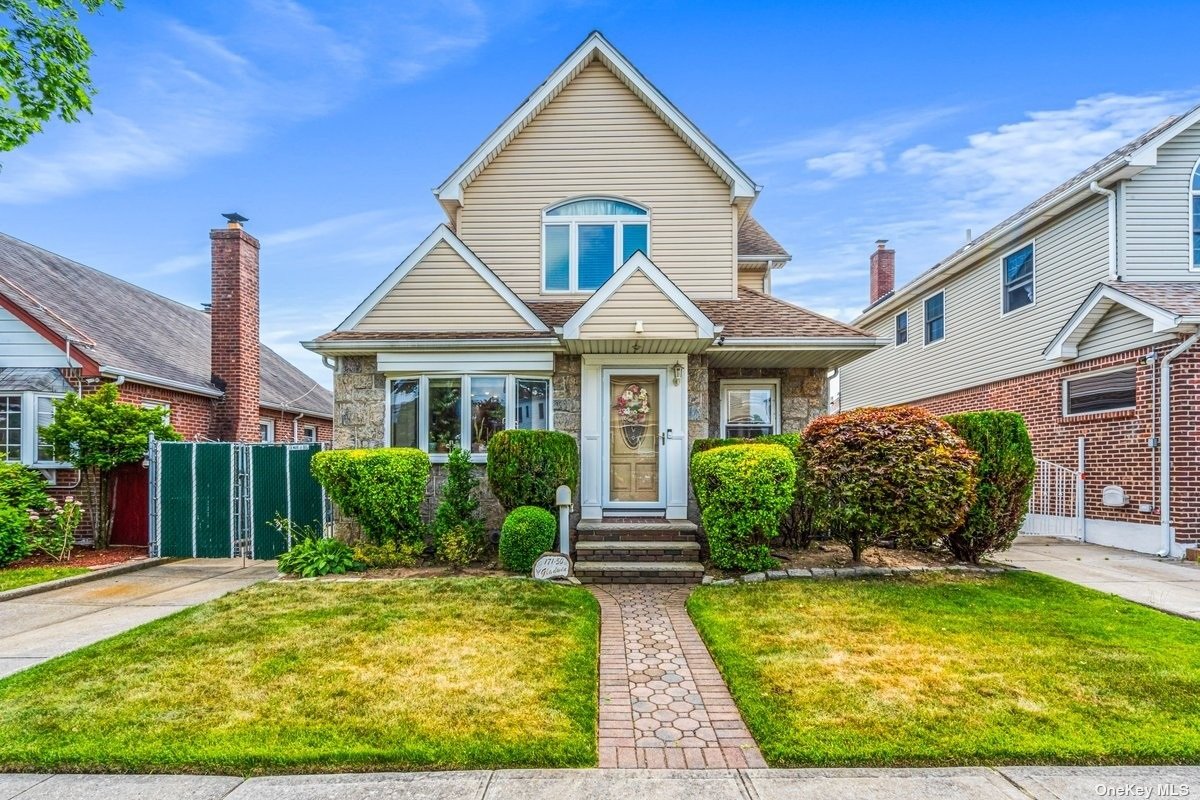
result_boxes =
[702,562,1012,586]
[0,557,175,602]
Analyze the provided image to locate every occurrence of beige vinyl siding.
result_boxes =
[354,242,534,332]
[737,267,767,292]
[458,61,736,301]
[578,271,697,339]
[841,197,1111,408]
[0,307,70,367]
[1074,305,1160,361]
[1123,120,1200,280]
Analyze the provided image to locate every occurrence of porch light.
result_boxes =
[634,319,644,334]
[672,361,683,385]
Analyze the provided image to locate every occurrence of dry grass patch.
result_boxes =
[0,578,598,774]
[689,572,1200,766]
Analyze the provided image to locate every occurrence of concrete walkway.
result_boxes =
[0,767,1196,799]
[0,559,278,678]
[998,536,1200,619]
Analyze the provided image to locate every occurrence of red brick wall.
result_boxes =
[210,226,262,442]
[908,340,1199,548]
[257,407,333,443]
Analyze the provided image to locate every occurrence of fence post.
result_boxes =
[147,432,157,558]
[1076,436,1087,542]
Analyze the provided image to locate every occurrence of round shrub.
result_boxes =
[804,406,977,561]
[943,411,1035,563]
[499,506,557,573]
[690,443,796,572]
[311,448,430,546]
[0,463,50,513]
[486,430,578,511]
[0,506,32,567]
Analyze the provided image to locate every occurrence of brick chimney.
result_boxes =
[869,239,895,304]
[209,213,261,442]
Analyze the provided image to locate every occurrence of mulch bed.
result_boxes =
[6,546,149,572]
[707,541,955,579]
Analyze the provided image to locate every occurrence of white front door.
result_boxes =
[603,370,666,510]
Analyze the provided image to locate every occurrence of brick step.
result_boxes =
[573,560,705,585]
[575,540,700,562]
[575,519,699,544]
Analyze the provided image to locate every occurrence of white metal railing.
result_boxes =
[1022,456,1083,538]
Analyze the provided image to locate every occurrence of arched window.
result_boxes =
[1192,159,1200,269]
[543,198,649,292]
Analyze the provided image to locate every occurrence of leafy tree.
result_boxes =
[42,383,179,548]
[1,0,122,153]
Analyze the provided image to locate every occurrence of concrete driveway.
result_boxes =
[0,559,278,679]
[998,536,1200,619]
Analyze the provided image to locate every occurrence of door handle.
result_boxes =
[660,429,672,446]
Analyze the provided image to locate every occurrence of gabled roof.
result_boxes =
[737,216,790,262]
[434,31,759,209]
[1044,281,1200,361]
[857,102,1200,325]
[0,232,333,417]
[560,252,715,340]
[337,225,549,333]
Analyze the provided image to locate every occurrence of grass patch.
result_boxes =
[688,572,1200,766]
[0,578,598,774]
[0,565,88,592]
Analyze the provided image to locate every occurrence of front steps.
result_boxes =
[573,519,705,584]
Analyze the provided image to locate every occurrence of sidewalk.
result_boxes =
[1,767,1196,799]
[998,536,1200,619]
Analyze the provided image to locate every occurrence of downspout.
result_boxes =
[1088,181,1118,281]
[1158,330,1200,557]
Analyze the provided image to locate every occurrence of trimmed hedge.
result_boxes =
[690,443,796,572]
[486,430,578,512]
[943,411,1035,563]
[499,505,557,573]
[804,407,977,561]
[310,448,430,546]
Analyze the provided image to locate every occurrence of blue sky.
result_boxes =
[2,1,1198,385]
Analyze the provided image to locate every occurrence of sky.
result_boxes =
[2,1,1199,387]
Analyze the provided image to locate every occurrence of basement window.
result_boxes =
[1064,368,1136,416]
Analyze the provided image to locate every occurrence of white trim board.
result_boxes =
[336,224,549,333]
[433,31,758,208]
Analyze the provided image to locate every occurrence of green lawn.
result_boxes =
[0,565,88,593]
[0,578,599,774]
[688,572,1200,767]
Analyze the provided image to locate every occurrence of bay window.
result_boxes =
[1,392,67,467]
[389,375,551,460]
[0,396,20,461]
[543,198,650,292]
[720,381,779,439]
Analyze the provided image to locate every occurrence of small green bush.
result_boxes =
[353,540,424,569]
[311,448,430,546]
[690,443,796,572]
[0,463,50,514]
[433,448,485,565]
[943,411,1036,563]
[486,430,578,511]
[0,506,32,567]
[499,506,556,573]
[805,406,977,561]
[277,537,359,578]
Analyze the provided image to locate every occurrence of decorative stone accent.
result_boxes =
[552,354,581,440]
[705,563,1012,585]
[332,355,386,450]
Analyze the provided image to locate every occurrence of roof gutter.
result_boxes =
[1158,329,1200,557]
[716,336,888,349]
[302,338,564,354]
[98,367,224,398]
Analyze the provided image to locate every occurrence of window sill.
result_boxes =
[1061,408,1137,424]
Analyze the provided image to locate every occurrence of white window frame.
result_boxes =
[302,424,318,442]
[259,418,275,443]
[894,310,909,346]
[1062,366,1137,418]
[719,379,781,438]
[541,197,651,293]
[1191,157,1200,271]
[1001,241,1036,315]
[923,290,946,347]
[0,392,70,468]
[387,373,554,463]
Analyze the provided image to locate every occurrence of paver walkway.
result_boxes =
[999,536,1200,619]
[0,559,277,678]
[590,584,765,769]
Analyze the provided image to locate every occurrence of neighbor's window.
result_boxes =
[543,198,649,292]
[924,292,945,344]
[1192,158,1200,268]
[1064,368,1136,415]
[721,382,778,439]
[302,425,318,443]
[1003,244,1035,313]
[0,396,20,461]
[895,311,909,345]
[259,419,275,443]
[140,400,171,426]
[390,376,552,460]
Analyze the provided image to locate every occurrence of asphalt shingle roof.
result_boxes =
[737,216,790,259]
[1109,281,1200,317]
[0,233,332,418]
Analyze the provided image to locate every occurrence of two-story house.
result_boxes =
[839,105,1200,560]
[305,32,883,580]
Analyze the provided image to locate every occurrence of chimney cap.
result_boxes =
[221,212,249,228]
[875,239,889,249]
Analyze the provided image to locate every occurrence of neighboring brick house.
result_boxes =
[0,216,333,545]
[839,105,1200,559]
